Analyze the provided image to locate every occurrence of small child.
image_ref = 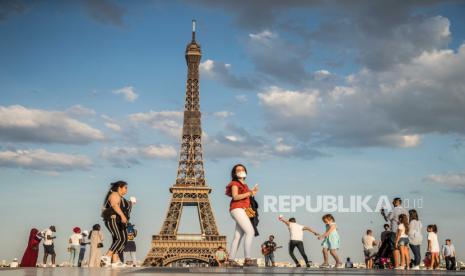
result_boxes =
[124,224,138,267]
[395,214,410,270]
[318,214,342,268]
[426,224,440,270]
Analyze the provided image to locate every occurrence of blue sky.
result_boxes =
[1,0,465,264]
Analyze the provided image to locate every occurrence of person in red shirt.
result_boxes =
[225,164,259,267]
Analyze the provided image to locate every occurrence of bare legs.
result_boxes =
[399,245,410,269]
[322,248,341,266]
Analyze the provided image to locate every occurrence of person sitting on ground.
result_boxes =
[214,246,228,267]
[345,257,353,268]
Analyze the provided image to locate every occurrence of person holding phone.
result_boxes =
[225,164,259,267]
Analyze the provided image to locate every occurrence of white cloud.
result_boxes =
[257,44,465,148]
[224,135,242,142]
[101,144,177,167]
[128,110,182,137]
[199,59,257,90]
[249,30,276,43]
[139,145,177,159]
[203,124,325,161]
[200,59,214,72]
[314,70,331,80]
[66,105,96,116]
[104,122,122,132]
[0,149,92,172]
[0,105,104,144]
[213,111,234,118]
[425,171,465,194]
[113,86,138,102]
[101,115,122,132]
[274,143,293,153]
[258,86,319,118]
[329,86,355,100]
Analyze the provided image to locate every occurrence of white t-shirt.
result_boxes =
[41,229,53,245]
[362,235,376,250]
[288,222,304,241]
[428,232,440,253]
[398,223,408,238]
[69,233,82,246]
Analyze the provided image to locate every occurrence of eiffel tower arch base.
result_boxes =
[143,236,227,267]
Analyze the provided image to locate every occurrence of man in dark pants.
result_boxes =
[381,197,408,268]
[442,239,456,270]
[279,216,318,267]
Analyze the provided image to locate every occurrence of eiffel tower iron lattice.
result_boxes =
[143,20,227,267]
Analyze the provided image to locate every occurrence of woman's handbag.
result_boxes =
[244,206,256,218]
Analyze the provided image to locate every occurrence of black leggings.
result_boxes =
[104,217,127,254]
[289,240,309,265]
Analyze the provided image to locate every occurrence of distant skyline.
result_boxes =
[1,0,465,264]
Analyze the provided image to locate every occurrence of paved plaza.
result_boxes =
[1,268,464,276]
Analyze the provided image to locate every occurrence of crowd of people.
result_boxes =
[226,164,458,270]
[359,197,457,270]
[19,181,138,268]
[15,164,459,270]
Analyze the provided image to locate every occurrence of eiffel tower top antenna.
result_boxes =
[192,19,196,42]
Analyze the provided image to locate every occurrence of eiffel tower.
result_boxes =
[143,20,227,267]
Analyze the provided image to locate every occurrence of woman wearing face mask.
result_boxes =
[225,164,259,267]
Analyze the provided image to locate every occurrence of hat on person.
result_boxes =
[73,227,81,233]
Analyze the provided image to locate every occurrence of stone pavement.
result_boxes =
[1,267,464,275]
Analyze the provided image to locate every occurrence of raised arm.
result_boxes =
[303,226,319,235]
[380,208,390,222]
[278,216,290,226]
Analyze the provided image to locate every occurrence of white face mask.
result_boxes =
[236,171,247,179]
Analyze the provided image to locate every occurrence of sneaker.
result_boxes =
[319,263,330,268]
[306,261,313,268]
[111,262,127,268]
[243,259,257,267]
[395,266,404,270]
[100,256,111,267]
[51,264,56,268]
[336,263,344,269]
[296,264,302,267]
[412,265,420,270]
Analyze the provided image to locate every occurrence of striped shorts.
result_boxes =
[104,216,127,254]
